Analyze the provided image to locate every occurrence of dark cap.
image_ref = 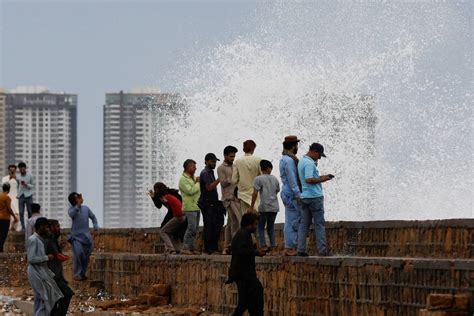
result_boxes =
[309,143,327,157]
[204,153,220,161]
[283,135,300,143]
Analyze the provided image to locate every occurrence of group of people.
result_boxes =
[25,191,98,316]
[149,136,334,258]
[149,136,334,315]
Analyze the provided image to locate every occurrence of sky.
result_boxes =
[0,0,259,225]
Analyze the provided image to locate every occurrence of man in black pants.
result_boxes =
[44,219,74,316]
[199,153,225,254]
[227,212,266,316]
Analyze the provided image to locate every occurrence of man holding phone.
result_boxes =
[17,162,35,231]
[297,143,334,257]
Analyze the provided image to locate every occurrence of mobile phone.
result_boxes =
[328,174,335,179]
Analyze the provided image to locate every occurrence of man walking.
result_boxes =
[297,143,334,257]
[17,162,35,230]
[217,145,240,255]
[67,192,99,280]
[227,212,266,316]
[178,159,201,254]
[27,217,63,316]
[2,165,19,231]
[199,153,225,254]
[279,135,302,256]
[232,140,261,214]
[45,219,74,316]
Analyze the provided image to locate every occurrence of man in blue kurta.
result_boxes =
[67,192,99,281]
[279,135,302,256]
[27,217,63,316]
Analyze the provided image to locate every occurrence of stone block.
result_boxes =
[427,294,454,310]
[138,294,169,306]
[150,284,171,296]
[453,294,470,311]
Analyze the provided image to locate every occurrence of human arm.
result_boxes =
[249,189,258,213]
[27,238,49,264]
[88,208,99,230]
[217,166,231,188]
[201,171,220,191]
[179,176,200,195]
[284,160,300,198]
[5,197,17,222]
[304,175,332,184]
[68,206,80,219]
[232,232,260,257]
[23,174,35,190]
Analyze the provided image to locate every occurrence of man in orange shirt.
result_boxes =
[0,183,19,252]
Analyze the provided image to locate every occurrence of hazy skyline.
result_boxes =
[0,0,259,225]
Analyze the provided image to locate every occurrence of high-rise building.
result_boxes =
[2,86,77,226]
[0,88,6,171]
[103,90,186,228]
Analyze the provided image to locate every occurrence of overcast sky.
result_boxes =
[0,0,259,224]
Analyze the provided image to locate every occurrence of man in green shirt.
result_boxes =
[178,159,201,254]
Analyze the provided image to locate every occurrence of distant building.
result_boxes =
[103,90,186,228]
[1,86,77,226]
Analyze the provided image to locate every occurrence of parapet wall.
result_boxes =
[1,253,473,316]
[5,219,474,258]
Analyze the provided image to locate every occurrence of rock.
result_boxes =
[150,284,171,296]
[427,294,454,310]
[453,294,470,311]
[138,294,169,307]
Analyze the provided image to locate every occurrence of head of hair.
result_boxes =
[68,192,78,206]
[243,140,256,153]
[31,203,41,214]
[8,164,17,170]
[18,162,26,169]
[260,159,273,171]
[153,182,169,198]
[283,141,298,150]
[2,183,10,193]
[183,159,196,170]
[34,217,49,230]
[241,212,259,228]
[48,219,59,227]
[223,145,238,156]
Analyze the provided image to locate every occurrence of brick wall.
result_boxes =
[2,253,472,315]
[5,219,473,258]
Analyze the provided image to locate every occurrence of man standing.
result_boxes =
[2,165,19,231]
[45,219,74,316]
[27,217,63,316]
[279,135,302,256]
[227,212,266,316]
[67,192,99,280]
[0,183,19,252]
[199,153,224,254]
[17,162,35,230]
[25,203,42,244]
[217,145,240,255]
[232,140,261,214]
[297,143,334,257]
[178,159,201,255]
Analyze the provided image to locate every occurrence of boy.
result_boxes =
[249,160,280,252]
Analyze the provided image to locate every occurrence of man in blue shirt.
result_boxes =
[297,143,334,257]
[67,192,99,280]
[279,135,302,256]
[17,162,35,230]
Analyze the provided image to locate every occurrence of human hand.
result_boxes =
[47,254,55,261]
[148,190,155,198]
[295,197,302,205]
[258,249,267,257]
[195,176,200,183]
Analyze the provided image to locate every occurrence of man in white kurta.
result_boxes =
[27,217,63,316]
[1,165,20,231]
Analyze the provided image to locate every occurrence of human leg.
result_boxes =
[297,199,314,254]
